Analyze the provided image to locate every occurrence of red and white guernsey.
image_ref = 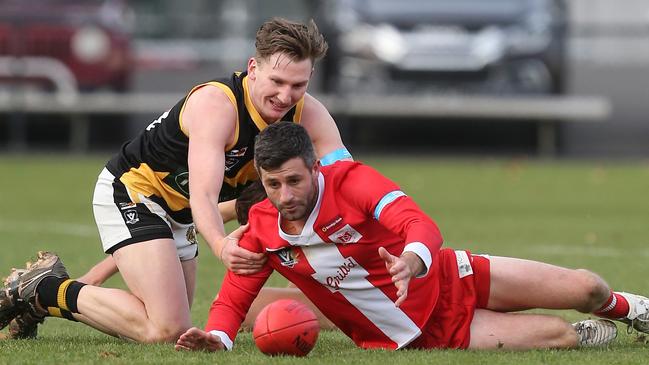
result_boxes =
[205,161,444,350]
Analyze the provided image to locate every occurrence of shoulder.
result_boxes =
[247,199,277,224]
[182,84,237,138]
[242,199,277,246]
[302,92,325,109]
[323,161,378,180]
[322,161,373,190]
[299,93,333,131]
[323,161,400,206]
[186,83,237,109]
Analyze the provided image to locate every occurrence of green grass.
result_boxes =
[1,155,649,364]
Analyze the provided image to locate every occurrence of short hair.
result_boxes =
[254,122,316,172]
[255,18,328,65]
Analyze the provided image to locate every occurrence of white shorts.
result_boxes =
[92,168,198,261]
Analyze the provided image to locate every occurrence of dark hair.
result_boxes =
[235,180,267,224]
[255,18,328,65]
[254,122,316,172]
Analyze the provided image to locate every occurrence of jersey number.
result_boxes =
[146,111,170,131]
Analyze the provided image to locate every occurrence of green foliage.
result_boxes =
[1,155,648,364]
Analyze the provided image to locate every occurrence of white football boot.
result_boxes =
[573,319,618,347]
[618,292,649,334]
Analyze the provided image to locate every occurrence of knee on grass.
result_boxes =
[140,323,190,344]
[543,317,579,349]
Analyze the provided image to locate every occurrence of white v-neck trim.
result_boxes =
[278,172,325,246]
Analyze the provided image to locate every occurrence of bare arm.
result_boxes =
[185,86,265,273]
[219,199,238,224]
[300,93,352,160]
[76,256,119,286]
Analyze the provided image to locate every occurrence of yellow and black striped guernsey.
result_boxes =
[105,71,304,224]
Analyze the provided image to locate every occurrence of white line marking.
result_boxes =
[508,244,649,258]
[0,220,96,237]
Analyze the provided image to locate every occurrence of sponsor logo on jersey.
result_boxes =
[455,250,473,278]
[174,172,190,195]
[226,147,248,158]
[118,202,137,210]
[328,224,362,244]
[276,247,300,268]
[224,158,237,172]
[224,148,248,172]
[186,225,198,245]
[123,209,139,224]
[325,257,358,291]
[320,216,343,233]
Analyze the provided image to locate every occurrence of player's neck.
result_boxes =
[280,218,306,235]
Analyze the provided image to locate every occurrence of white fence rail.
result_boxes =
[0,91,611,156]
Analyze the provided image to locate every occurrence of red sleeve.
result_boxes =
[204,217,274,341]
[204,266,272,341]
[378,196,443,255]
[340,163,443,255]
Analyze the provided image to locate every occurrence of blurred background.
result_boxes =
[0,0,648,158]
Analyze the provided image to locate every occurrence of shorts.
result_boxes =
[407,249,490,350]
[92,168,198,261]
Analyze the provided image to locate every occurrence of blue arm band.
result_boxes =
[373,190,406,220]
[320,148,352,166]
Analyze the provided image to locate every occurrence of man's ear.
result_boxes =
[247,57,257,80]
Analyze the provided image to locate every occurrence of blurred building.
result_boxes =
[563,0,649,157]
[1,0,648,157]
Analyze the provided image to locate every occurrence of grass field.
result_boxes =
[1,155,648,364]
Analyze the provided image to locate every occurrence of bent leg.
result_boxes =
[487,256,610,313]
[469,309,578,350]
[75,239,192,343]
[242,287,335,330]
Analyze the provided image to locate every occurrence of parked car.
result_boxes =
[315,0,567,95]
[0,0,134,92]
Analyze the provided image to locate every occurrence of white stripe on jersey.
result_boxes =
[302,244,421,349]
[93,168,133,250]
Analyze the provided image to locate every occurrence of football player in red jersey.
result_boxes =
[176,122,649,352]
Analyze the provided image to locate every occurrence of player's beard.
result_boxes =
[277,175,318,222]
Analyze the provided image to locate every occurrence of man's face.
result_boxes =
[247,53,313,122]
[259,157,319,222]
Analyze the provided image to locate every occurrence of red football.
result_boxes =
[252,299,320,356]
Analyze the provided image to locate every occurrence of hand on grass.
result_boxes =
[175,327,225,352]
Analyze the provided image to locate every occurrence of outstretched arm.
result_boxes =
[185,85,266,274]
[378,247,424,307]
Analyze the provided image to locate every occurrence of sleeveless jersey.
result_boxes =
[105,71,304,224]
